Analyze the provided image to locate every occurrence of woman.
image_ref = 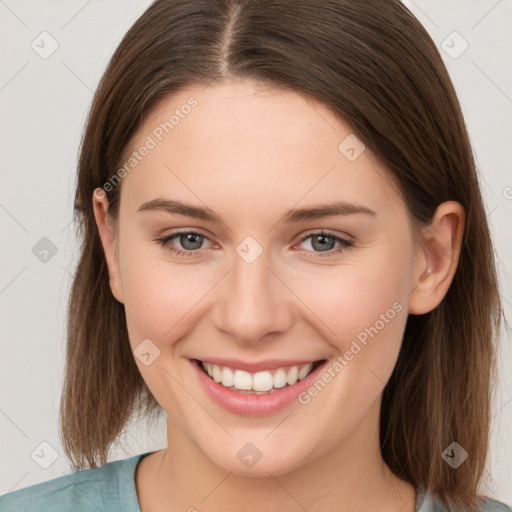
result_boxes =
[1,0,510,510]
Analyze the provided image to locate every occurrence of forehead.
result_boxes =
[120,79,405,223]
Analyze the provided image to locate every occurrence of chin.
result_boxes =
[204,440,312,477]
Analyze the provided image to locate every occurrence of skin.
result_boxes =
[93,79,465,512]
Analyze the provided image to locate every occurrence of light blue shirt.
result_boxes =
[1,451,510,511]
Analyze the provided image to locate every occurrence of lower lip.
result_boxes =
[190,358,327,416]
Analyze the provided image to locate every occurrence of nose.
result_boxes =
[212,244,294,346]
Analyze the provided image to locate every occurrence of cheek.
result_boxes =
[119,244,209,417]
[287,264,410,449]
[289,240,413,411]
[293,243,412,350]
[119,239,204,349]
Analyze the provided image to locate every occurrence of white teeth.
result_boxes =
[212,365,222,383]
[252,371,274,392]
[200,361,317,392]
[233,370,253,390]
[286,366,298,385]
[221,366,234,387]
[298,363,313,380]
[273,368,287,388]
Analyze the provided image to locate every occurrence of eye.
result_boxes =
[296,230,353,258]
[154,231,213,258]
[154,229,354,259]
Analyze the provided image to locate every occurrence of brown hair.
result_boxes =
[60,0,503,508]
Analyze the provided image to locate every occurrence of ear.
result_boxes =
[92,188,124,304]
[408,201,465,315]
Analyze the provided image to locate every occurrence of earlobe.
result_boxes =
[408,201,465,315]
[92,188,124,304]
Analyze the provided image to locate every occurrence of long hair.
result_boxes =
[59,1,503,509]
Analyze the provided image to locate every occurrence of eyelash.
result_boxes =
[154,230,354,259]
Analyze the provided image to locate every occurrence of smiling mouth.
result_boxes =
[194,359,326,395]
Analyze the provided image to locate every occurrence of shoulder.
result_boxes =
[472,497,512,512]
[479,497,512,512]
[418,490,512,512]
[0,452,149,512]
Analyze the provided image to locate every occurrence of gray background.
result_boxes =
[1,0,511,503]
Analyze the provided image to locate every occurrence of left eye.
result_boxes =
[154,230,353,258]
[298,230,353,256]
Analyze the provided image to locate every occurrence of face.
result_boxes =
[93,79,461,477]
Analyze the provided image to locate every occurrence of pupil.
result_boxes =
[314,235,333,252]
[182,233,202,250]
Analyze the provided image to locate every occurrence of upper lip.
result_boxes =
[193,357,323,373]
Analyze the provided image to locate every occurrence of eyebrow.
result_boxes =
[137,198,377,224]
